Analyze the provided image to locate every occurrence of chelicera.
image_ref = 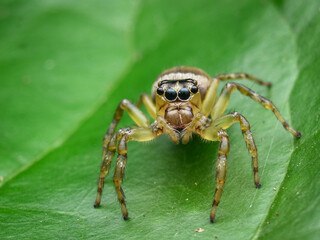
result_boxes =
[94,66,301,222]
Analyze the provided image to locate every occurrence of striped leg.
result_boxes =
[103,99,150,148]
[114,135,129,219]
[112,126,160,220]
[94,99,150,208]
[213,112,261,187]
[211,82,301,137]
[94,133,117,207]
[214,72,272,87]
[199,128,229,222]
[210,130,229,223]
[201,73,270,117]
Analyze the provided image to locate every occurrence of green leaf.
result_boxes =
[0,0,319,239]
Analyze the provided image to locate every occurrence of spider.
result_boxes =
[93,66,301,223]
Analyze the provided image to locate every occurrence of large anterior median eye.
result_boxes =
[165,88,177,101]
[178,88,190,100]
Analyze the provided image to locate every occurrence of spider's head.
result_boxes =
[151,66,212,122]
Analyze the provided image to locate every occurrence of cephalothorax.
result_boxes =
[94,66,301,222]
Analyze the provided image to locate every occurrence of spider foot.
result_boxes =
[93,202,100,208]
[255,183,262,188]
[123,214,129,220]
[266,82,272,88]
[296,132,302,138]
[210,217,215,223]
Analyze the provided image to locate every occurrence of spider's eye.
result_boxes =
[157,87,164,95]
[165,88,177,101]
[191,85,198,94]
[178,88,190,100]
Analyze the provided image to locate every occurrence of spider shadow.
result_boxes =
[142,134,220,196]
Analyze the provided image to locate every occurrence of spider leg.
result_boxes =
[201,73,271,117]
[211,130,229,222]
[94,133,117,208]
[113,126,160,220]
[137,94,156,120]
[102,99,150,149]
[181,113,211,144]
[199,128,230,223]
[214,73,272,87]
[201,78,220,116]
[94,99,151,208]
[112,117,176,219]
[211,82,301,137]
[213,112,261,187]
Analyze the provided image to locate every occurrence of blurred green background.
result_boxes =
[0,0,319,239]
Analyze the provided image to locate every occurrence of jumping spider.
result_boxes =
[94,66,301,222]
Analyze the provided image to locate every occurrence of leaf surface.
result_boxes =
[0,0,319,239]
